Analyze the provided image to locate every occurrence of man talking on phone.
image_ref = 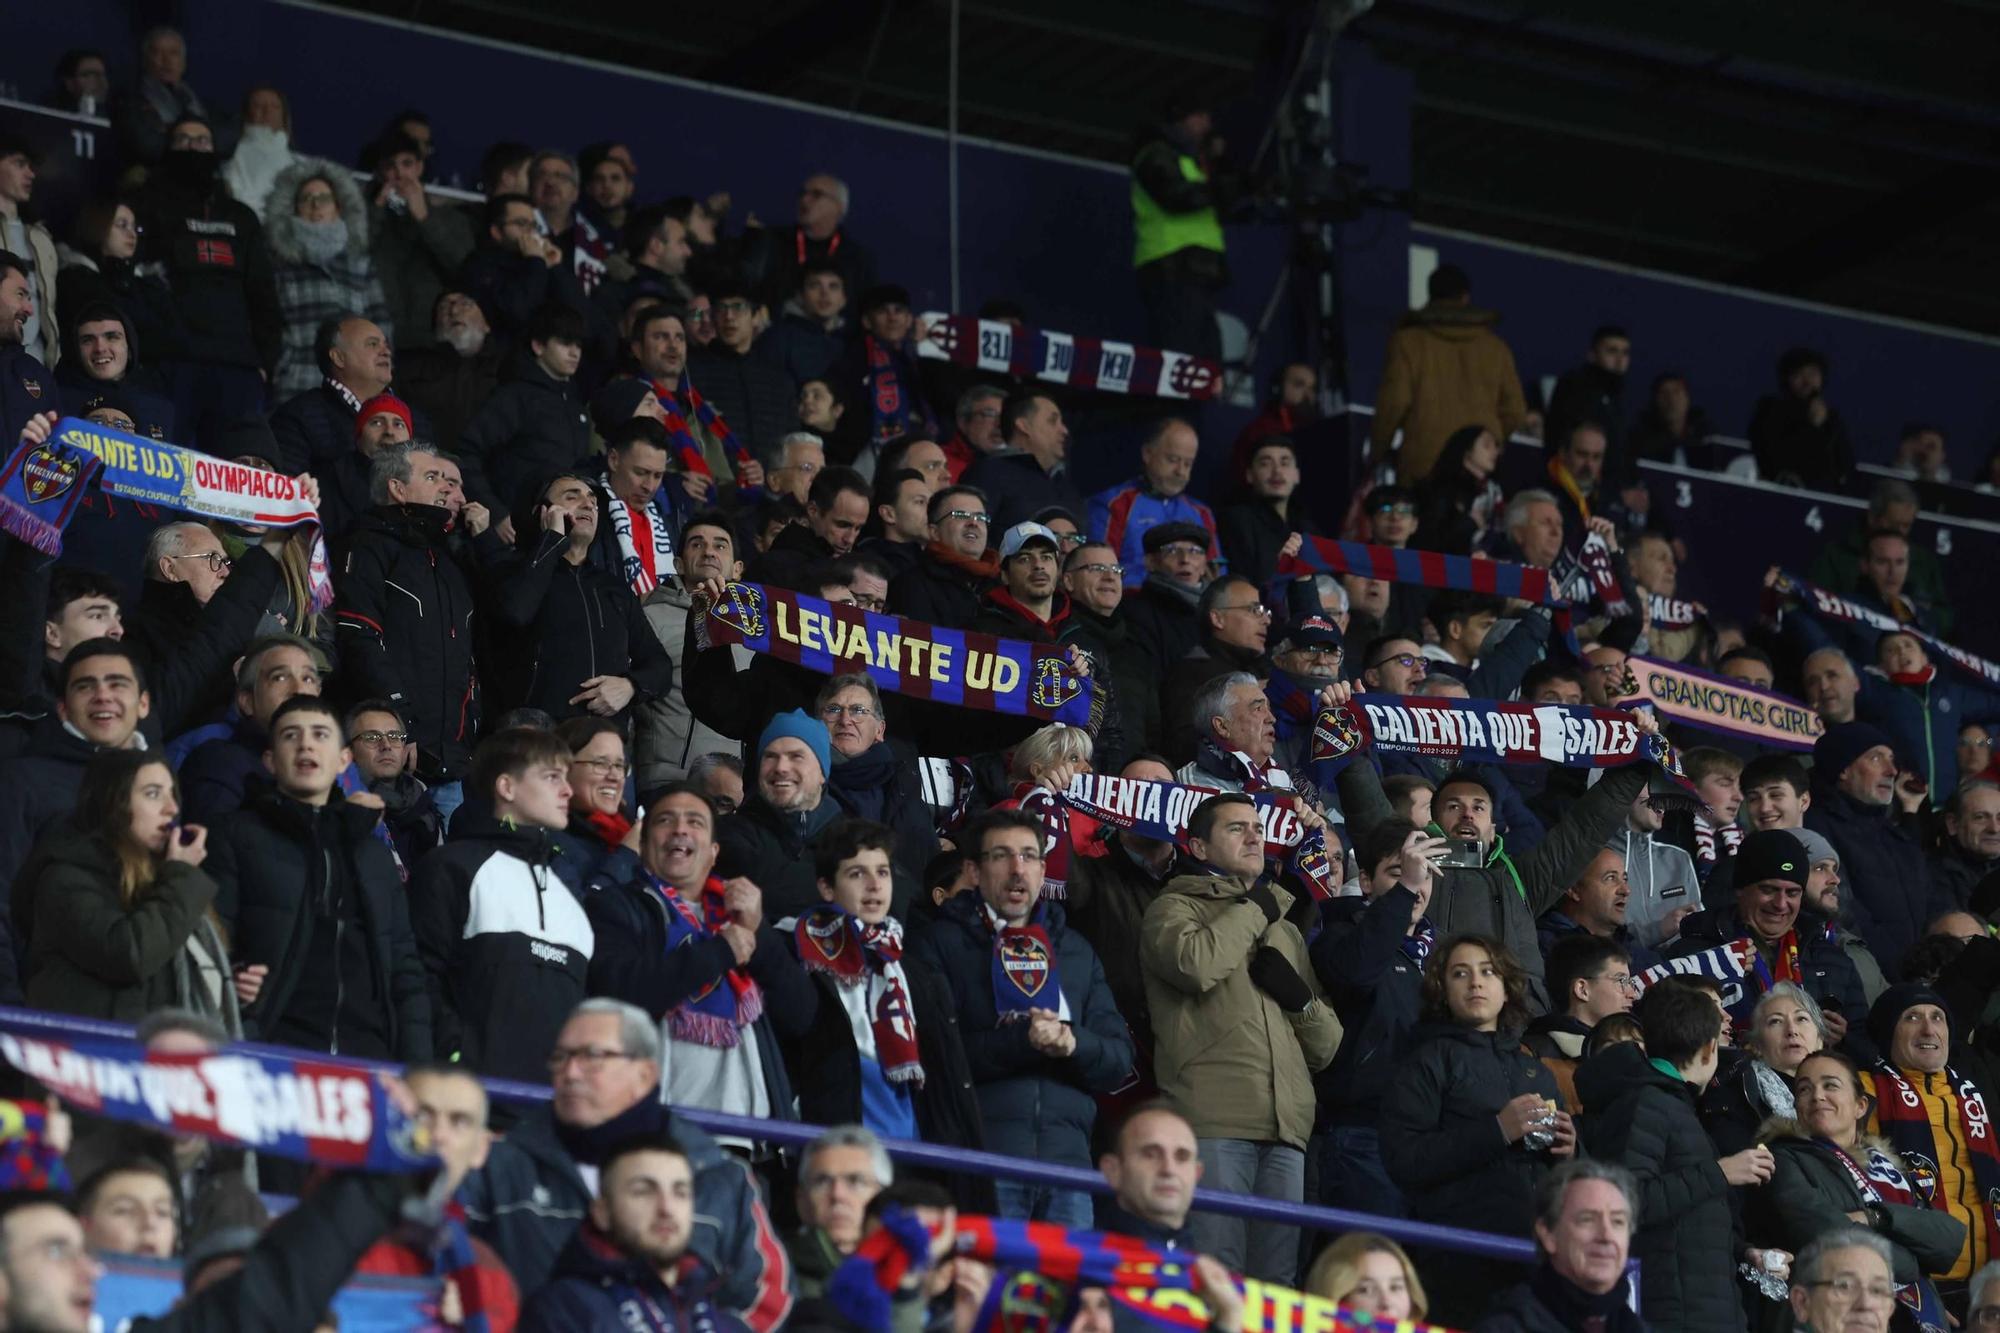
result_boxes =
[1318,679,1663,1013]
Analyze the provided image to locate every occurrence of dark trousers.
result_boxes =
[1137,259,1223,363]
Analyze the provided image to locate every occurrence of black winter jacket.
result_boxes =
[207,788,432,1061]
[396,341,503,452]
[131,169,281,373]
[746,521,837,593]
[335,504,479,780]
[1668,907,1872,1060]
[457,360,593,513]
[131,1173,409,1333]
[1574,1042,1743,1333]
[456,244,590,342]
[715,795,847,924]
[1380,1021,1562,1238]
[125,545,285,738]
[1216,498,1315,590]
[689,345,796,458]
[271,382,355,475]
[1472,1273,1652,1333]
[0,722,117,897]
[1120,579,1202,707]
[463,1097,793,1325]
[1805,790,1949,971]
[1752,1120,1966,1285]
[887,546,995,630]
[407,814,593,1080]
[961,449,1086,533]
[1311,886,1426,1128]
[520,1235,753,1333]
[488,530,674,723]
[1066,835,1177,1061]
[779,943,987,1161]
[907,893,1133,1165]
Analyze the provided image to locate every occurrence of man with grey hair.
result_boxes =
[1786,1228,1896,1333]
[751,171,875,310]
[530,148,611,297]
[460,998,794,1326]
[1936,781,2000,908]
[788,1125,895,1298]
[767,430,827,505]
[1502,487,1566,569]
[1177,671,1301,796]
[337,440,480,818]
[130,515,293,737]
[113,25,225,164]
[1474,1159,1643,1333]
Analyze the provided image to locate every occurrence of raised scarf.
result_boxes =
[1402,917,1437,968]
[1692,814,1743,870]
[1006,783,1075,900]
[652,873,764,1048]
[1,418,333,607]
[1650,592,1703,630]
[865,334,916,444]
[915,313,1223,401]
[1774,571,2000,691]
[792,906,923,1085]
[1816,1139,1949,1332]
[982,902,1069,1022]
[434,1208,494,1333]
[1869,1061,2000,1273]
[648,370,761,501]
[0,1101,69,1191]
[606,492,675,596]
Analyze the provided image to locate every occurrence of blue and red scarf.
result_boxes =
[864,334,918,445]
[654,874,764,1048]
[649,370,761,501]
[433,1208,494,1333]
[982,902,1068,1022]
[1816,1138,1950,1333]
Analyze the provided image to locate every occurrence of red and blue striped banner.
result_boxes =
[0,1021,434,1173]
[693,580,1096,727]
[1279,534,1558,605]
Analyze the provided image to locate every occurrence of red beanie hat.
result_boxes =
[355,393,414,440]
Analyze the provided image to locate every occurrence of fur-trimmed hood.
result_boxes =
[264,156,373,264]
[1757,1113,1899,1159]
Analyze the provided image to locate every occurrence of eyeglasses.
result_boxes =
[1372,503,1417,517]
[716,300,753,316]
[547,1045,636,1073]
[1074,562,1124,577]
[1368,653,1424,671]
[851,594,887,612]
[805,1171,879,1194]
[1216,602,1272,618]
[1593,972,1641,994]
[966,407,1002,421]
[711,795,740,816]
[1801,1278,1895,1305]
[821,704,880,721]
[575,757,629,777]
[1158,543,1207,559]
[172,551,231,574]
[297,190,336,209]
[687,308,714,325]
[1055,532,1087,547]
[942,509,990,524]
[351,730,409,746]
[981,847,1045,865]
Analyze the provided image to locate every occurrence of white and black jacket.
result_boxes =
[408,814,593,1082]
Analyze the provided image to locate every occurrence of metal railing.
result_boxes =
[0,1006,1539,1264]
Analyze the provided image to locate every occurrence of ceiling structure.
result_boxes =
[332,0,2000,334]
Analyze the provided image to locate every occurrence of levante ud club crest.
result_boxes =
[21,445,81,503]
[709,582,768,639]
[803,912,846,964]
[1031,656,1084,709]
[998,933,1050,998]
[1312,707,1364,762]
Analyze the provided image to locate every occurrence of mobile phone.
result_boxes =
[1441,838,1483,869]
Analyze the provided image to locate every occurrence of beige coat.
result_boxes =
[1139,871,1341,1150]
[1369,302,1527,481]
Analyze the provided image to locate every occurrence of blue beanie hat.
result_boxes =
[759,708,831,779]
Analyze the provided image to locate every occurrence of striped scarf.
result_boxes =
[653,873,764,1048]
[1869,1062,2000,1276]
[649,370,760,499]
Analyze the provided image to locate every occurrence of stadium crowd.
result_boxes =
[0,22,1992,1333]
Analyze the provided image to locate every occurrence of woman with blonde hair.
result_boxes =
[1305,1232,1428,1320]
[999,722,1094,899]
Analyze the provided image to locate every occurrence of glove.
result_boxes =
[1247,945,1315,1013]
[1244,883,1283,926]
